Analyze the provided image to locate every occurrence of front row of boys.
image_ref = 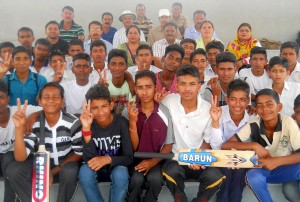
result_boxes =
[1,54,300,202]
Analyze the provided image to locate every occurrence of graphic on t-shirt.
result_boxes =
[111,95,129,114]
[93,135,121,156]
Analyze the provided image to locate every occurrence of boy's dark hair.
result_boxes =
[85,84,111,102]
[190,48,207,62]
[17,27,34,37]
[108,49,128,65]
[268,56,289,71]
[193,10,206,18]
[255,89,280,104]
[49,50,65,62]
[180,38,197,50]
[90,40,107,52]
[216,52,236,67]
[176,65,200,81]
[0,42,15,52]
[135,70,156,86]
[88,21,102,31]
[164,44,184,59]
[280,41,299,55]
[163,22,177,30]
[102,12,113,20]
[136,44,153,56]
[73,53,91,64]
[206,41,224,53]
[45,21,60,29]
[294,94,300,108]
[62,6,74,13]
[69,39,84,50]
[0,80,8,96]
[35,38,52,51]
[12,46,32,59]
[38,82,65,99]
[126,25,141,36]
[227,79,250,97]
[172,2,182,9]
[250,46,267,59]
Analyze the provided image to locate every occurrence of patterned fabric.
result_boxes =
[133,16,154,40]
[152,38,181,58]
[170,15,189,37]
[59,20,84,43]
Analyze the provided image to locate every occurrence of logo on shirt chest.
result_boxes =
[56,136,71,143]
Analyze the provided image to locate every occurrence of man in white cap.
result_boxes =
[113,10,146,48]
[147,9,181,46]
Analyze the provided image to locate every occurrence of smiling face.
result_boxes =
[45,23,60,40]
[108,56,128,79]
[256,94,282,122]
[39,86,64,114]
[200,22,214,38]
[226,90,249,117]
[164,25,177,42]
[127,26,140,43]
[90,98,114,125]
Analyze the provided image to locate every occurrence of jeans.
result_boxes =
[246,163,300,202]
[78,164,129,202]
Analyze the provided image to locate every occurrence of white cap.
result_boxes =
[159,9,170,17]
[119,10,136,22]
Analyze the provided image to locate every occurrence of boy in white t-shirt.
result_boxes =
[61,53,99,116]
[239,47,272,101]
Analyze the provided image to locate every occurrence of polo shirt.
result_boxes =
[204,64,216,77]
[50,38,69,55]
[29,59,50,75]
[152,38,181,58]
[84,39,113,55]
[161,93,212,153]
[122,102,174,153]
[266,81,300,116]
[210,105,254,150]
[2,70,47,106]
[127,65,161,78]
[112,27,146,48]
[287,62,300,83]
[184,25,218,40]
[101,26,117,44]
[59,20,84,43]
[235,114,300,157]
[147,26,182,46]
[133,16,154,40]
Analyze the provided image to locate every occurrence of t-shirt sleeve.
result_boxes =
[162,105,174,145]
[287,118,300,152]
[70,120,83,156]
[235,122,252,142]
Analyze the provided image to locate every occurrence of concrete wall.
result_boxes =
[0,0,299,45]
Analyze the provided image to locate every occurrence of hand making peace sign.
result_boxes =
[0,52,12,77]
[12,98,28,128]
[53,61,66,82]
[209,95,222,123]
[80,100,94,131]
[97,69,109,88]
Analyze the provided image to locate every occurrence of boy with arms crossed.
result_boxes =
[222,89,300,202]
[123,70,174,201]
[78,84,133,202]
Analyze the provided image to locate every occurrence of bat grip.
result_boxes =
[134,152,174,159]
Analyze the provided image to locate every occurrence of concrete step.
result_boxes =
[0,181,289,202]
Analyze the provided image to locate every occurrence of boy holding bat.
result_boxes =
[4,82,83,202]
[123,70,174,202]
[222,89,300,202]
[161,65,225,202]
[78,84,133,202]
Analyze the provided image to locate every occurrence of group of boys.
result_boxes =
[0,2,300,202]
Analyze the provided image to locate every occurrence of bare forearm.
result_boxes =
[276,153,300,166]
[129,122,139,151]
[150,144,173,165]
[222,141,258,151]
[200,142,211,149]
[14,127,27,161]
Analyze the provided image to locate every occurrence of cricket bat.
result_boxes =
[32,111,50,202]
[134,149,260,168]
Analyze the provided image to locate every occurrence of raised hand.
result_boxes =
[210,77,221,99]
[0,52,12,76]
[210,95,222,123]
[53,61,66,82]
[154,87,170,103]
[127,101,138,123]
[80,100,94,131]
[12,98,28,128]
[97,69,108,88]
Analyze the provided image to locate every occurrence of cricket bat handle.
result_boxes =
[134,152,174,159]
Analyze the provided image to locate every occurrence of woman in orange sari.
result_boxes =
[226,23,261,69]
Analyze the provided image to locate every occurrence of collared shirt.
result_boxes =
[147,26,182,46]
[2,70,47,106]
[59,20,84,43]
[128,65,162,78]
[113,27,146,48]
[84,39,113,55]
[101,26,117,44]
[184,25,218,40]
[235,114,300,157]
[205,64,216,77]
[25,111,82,168]
[122,102,174,153]
[90,62,111,84]
[29,60,50,75]
[287,62,300,83]
[170,15,189,37]
[161,93,212,153]
[210,105,253,149]
[196,37,223,50]
[199,73,212,96]
[152,38,181,58]
[266,81,300,116]
[133,16,154,40]
[41,67,75,83]
[156,72,177,93]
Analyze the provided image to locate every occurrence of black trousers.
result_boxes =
[162,160,225,202]
[127,163,164,202]
[2,151,80,202]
